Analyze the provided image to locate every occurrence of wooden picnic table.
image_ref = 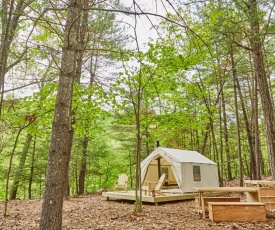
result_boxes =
[193,187,259,219]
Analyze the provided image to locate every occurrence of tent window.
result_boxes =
[161,167,168,179]
[193,165,201,181]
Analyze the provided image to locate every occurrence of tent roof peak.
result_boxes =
[152,147,217,165]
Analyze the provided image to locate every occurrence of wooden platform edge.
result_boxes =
[102,191,199,203]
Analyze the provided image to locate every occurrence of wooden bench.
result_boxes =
[193,186,260,219]
[244,180,275,188]
[259,188,275,209]
[195,197,241,213]
[244,180,275,209]
[208,202,266,222]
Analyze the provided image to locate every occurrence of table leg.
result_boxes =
[256,184,261,202]
[246,191,259,202]
[200,192,206,219]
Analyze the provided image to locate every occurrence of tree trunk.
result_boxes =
[145,126,150,156]
[248,0,275,180]
[63,2,88,199]
[221,84,232,180]
[209,119,221,185]
[235,75,256,179]
[78,135,88,195]
[230,46,256,179]
[251,62,261,179]
[39,1,87,229]
[4,127,24,216]
[0,0,35,114]
[233,58,243,186]
[78,52,97,195]
[28,135,36,199]
[218,91,224,185]
[135,109,142,211]
[129,153,133,188]
[74,159,79,195]
[10,133,33,199]
[200,124,210,155]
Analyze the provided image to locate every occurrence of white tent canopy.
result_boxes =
[141,147,219,193]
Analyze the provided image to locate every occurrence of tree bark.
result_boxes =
[78,135,88,195]
[209,119,222,185]
[10,133,33,199]
[200,124,209,155]
[0,0,35,115]
[248,0,275,180]
[235,75,256,179]
[221,84,232,180]
[230,46,256,179]
[78,52,97,195]
[39,1,87,229]
[252,73,261,179]
[28,135,36,199]
[232,56,243,186]
[64,1,88,199]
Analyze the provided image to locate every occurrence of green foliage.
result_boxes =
[2,0,275,202]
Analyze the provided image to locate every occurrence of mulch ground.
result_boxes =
[0,194,275,229]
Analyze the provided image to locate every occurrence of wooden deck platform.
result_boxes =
[102,190,211,204]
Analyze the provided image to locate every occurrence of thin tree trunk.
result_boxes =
[75,159,78,195]
[78,50,98,195]
[218,92,224,186]
[4,129,22,217]
[0,0,35,115]
[230,45,256,179]
[78,136,88,195]
[10,133,33,199]
[210,119,221,185]
[4,118,34,216]
[235,76,256,178]
[129,153,133,188]
[200,124,210,155]
[195,128,200,150]
[251,62,261,179]
[145,126,150,156]
[221,84,232,180]
[4,127,24,216]
[28,135,36,199]
[232,60,243,186]
[135,108,142,211]
[190,128,194,150]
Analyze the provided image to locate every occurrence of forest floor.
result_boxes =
[0,179,275,229]
[0,194,275,230]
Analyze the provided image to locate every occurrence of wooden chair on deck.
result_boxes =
[114,174,128,192]
[142,173,166,196]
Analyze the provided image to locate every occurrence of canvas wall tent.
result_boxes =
[141,147,219,193]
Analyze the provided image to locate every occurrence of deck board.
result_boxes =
[102,190,208,204]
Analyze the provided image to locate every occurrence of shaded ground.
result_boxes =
[0,194,275,229]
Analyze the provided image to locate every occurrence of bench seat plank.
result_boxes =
[195,197,241,212]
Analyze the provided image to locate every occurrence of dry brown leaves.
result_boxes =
[0,194,275,229]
